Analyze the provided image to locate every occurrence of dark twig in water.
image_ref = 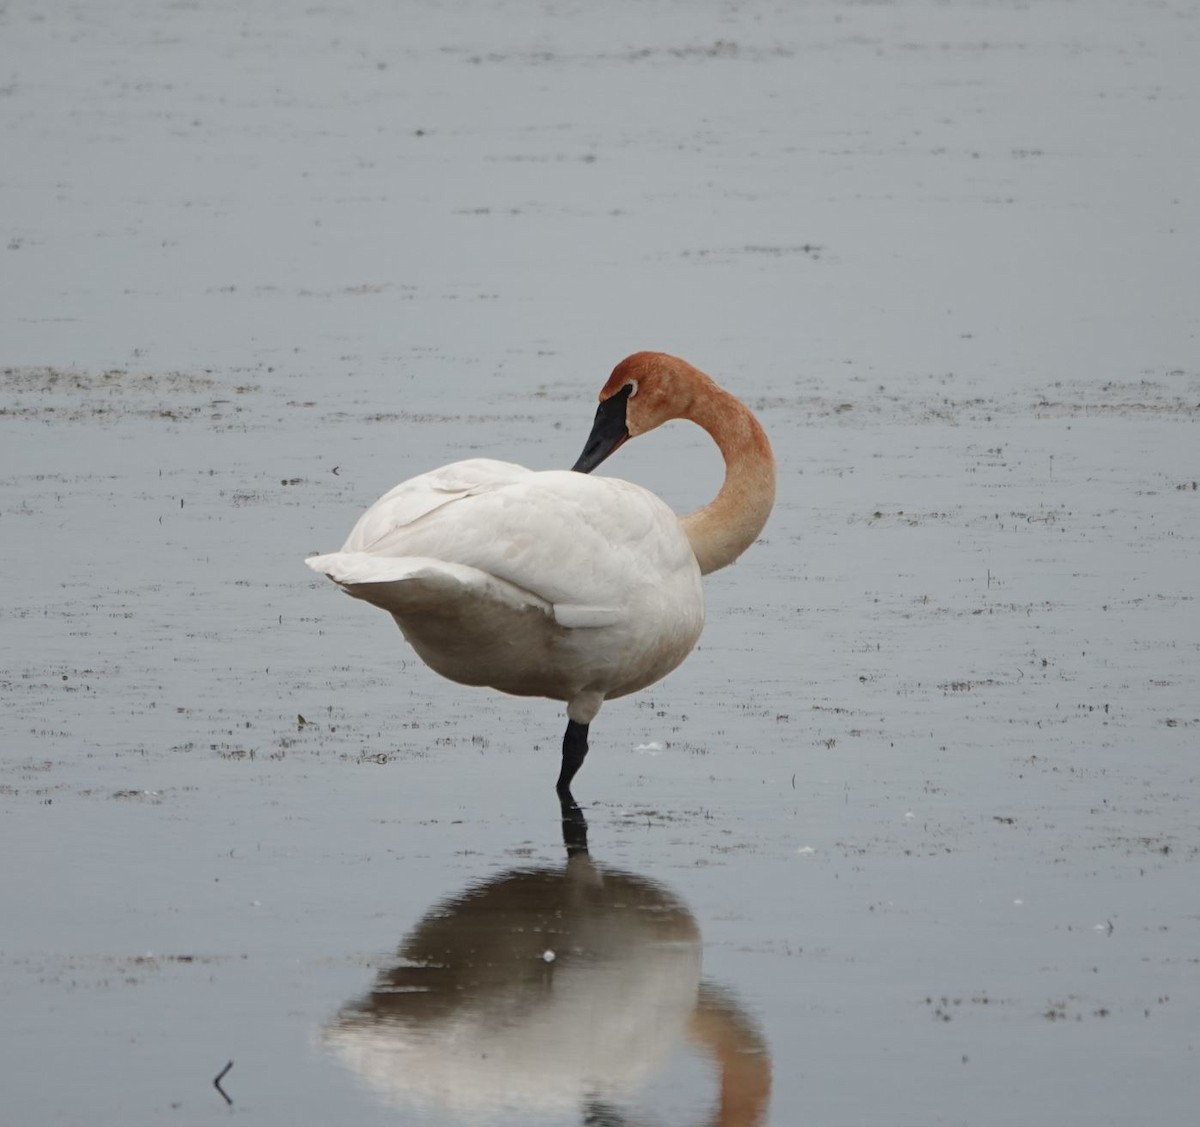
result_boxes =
[213,1060,234,1106]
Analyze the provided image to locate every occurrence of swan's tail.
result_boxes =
[305,552,550,617]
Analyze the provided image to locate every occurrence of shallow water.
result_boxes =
[3,2,1198,1124]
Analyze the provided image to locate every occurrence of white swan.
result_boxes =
[306,351,776,794]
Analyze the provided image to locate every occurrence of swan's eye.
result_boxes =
[623,380,638,398]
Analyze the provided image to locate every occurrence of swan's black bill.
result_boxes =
[571,384,632,473]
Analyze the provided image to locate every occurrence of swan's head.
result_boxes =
[572,352,697,474]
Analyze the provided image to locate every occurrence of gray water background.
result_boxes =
[2,1,1197,1124]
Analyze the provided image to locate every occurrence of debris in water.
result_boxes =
[213,1060,233,1105]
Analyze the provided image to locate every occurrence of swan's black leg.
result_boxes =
[582,1099,625,1125]
[559,792,589,856]
[556,719,589,797]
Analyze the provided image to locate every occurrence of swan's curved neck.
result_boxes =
[679,378,776,576]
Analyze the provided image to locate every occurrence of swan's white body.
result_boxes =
[306,458,704,723]
[306,351,775,791]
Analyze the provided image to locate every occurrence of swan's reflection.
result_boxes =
[322,800,771,1125]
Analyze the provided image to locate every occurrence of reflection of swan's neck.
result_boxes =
[687,983,772,1127]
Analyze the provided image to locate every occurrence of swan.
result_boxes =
[305,351,775,795]
[324,801,770,1124]
[322,860,770,1124]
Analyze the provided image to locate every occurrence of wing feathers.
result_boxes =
[310,461,696,630]
[306,552,553,618]
[344,460,532,552]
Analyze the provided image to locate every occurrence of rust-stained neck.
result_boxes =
[678,374,775,575]
[608,353,776,576]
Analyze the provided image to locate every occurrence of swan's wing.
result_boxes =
[342,459,535,553]
[305,553,553,618]
[349,469,697,626]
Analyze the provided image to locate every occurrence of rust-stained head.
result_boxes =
[573,352,727,474]
[599,351,706,438]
